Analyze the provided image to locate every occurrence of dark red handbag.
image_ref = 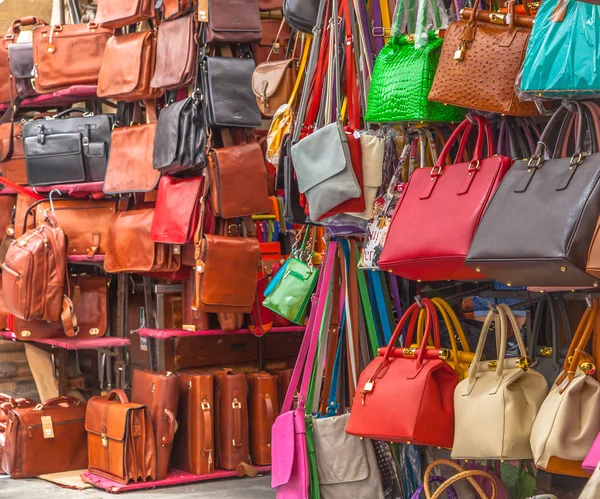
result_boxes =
[150,176,202,244]
[345,298,457,448]
[378,115,512,281]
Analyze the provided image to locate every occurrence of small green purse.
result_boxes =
[263,229,320,325]
[365,31,465,124]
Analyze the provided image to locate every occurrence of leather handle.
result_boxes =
[43,396,81,408]
[434,118,475,168]
[423,459,495,499]
[107,389,129,404]
[161,409,178,446]
[52,108,90,119]
[430,470,496,499]
[0,394,16,406]
[6,17,45,38]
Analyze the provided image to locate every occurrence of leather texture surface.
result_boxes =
[247,372,280,465]
[86,389,156,484]
[172,371,215,475]
[201,56,262,128]
[196,235,260,313]
[8,43,38,99]
[131,370,180,480]
[11,316,64,341]
[212,370,250,470]
[206,0,262,43]
[151,12,198,90]
[252,59,295,118]
[366,34,465,123]
[346,300,457,447]
[349,134,384,219]
[153,98,207,173]
[530,301,600,477]
[209,143,270,218]
[283,0,319,33]
[2,397,87,478]
[151,176,202,244]
[0,121,27,184]
[96,0,155,29]
[33,198,116,258]
[161,0,194,20]
[104,123,160,194]
[312,413,384,499]
[2,212,66,322]
[429,6,538,116]
[22,113,113,186]
[379,117,512,281]
[32,23,111,93]
[181,273,210,331]
[291,122,360,220]
[452,304,547,460]
[97,31,162,102]
[71,275,108,338]
[252,19,291,65]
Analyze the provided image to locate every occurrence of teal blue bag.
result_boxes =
[520,0,600,97]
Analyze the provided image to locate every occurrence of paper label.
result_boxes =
[41,416,54,439]
[198,0,209,22]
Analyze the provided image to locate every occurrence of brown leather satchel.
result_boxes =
[212,369,250,470]
[252,58,296,118]
[2,211,67,323]
[182,273,210,332]
[104,209,182,273]
[252,19,292,66]
[206,0,262,43]
[32,23,112,93]
[96,0,156,29]
[193,234,260,314]
[86,389,156,484]
[208,142,270,218]
[0,120,27,184]
[172,371,215,475]
[72,275,108,338]
[131,370,180,480]
[2,396,87,478]
[0,17,46,104]
[29,198,117,258]
[429,2,538,116]
[97,31,162,102]
[247,372,279,465]
[151,12,198,91]
[0,395,35,471]
[12,316,63,341]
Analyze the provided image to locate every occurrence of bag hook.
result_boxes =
[48,188,61,212]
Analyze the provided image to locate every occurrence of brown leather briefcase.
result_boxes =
[212,369,250,470]
[172,371,215,475]
[2,396,87,478]
[247,372,280,465]
[131,370,180,480]
[86,389,156,484]
[0,395,35,474]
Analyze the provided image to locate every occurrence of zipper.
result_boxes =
[27,418,86,438]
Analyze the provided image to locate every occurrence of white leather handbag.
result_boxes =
[451,303,548,460]
[530,299,600,477]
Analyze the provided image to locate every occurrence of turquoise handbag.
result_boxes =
[520,0,600,97]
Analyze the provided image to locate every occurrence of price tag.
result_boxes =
[198,0,209,22]
[41,416,54,439]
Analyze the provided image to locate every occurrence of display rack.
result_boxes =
[139,326,305,339]
[81,467,272,494]
[0,86,100,111]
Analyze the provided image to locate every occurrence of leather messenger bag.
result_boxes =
[86,389,156,484]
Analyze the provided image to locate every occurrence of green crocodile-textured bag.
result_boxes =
[365,32,465,124]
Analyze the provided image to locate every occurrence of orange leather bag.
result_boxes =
[104,209,181,273]
[0,118,28,184]
[96,0,156,29]
[97,31,162,102]
[32,23,112,93]
[247,372,280,465]
[86,389,156,484]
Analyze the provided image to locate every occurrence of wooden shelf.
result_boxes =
[0,331,129,350]
[0,86,99,111]
[139,326,305,340]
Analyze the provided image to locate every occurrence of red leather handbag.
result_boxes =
[150,176,203,244]
[345,298,457,448]
[378,115,512,281]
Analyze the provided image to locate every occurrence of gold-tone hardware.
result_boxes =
[182,324,196,332]
[454,42,466,61]
[405,34,415,44]
[21,331,31,337]
[232,399,242,409]
[561,266,567,272]
[417,279,422,283]
[468,160,481,172]
[439,349,451,361]
[595,282,599,287]
[430,166,443,176]
[475,267,481,273]
[581,362,597,376]
[363,380,375,393]
[568,355,574,364]
[527,156,542,168]
[489,12,506,24]
[201,402,211,410]
[406,440,412,445]
[540,347,553,358]
[403,348,416,358]
[516,357,531,370]
[34,404,44,411]
[488,360,498,371]
[506,282,512,287]
[102,433,108,448]
[89,328,100,336]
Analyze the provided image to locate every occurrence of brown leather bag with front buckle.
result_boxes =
[32,23,112,93]
[86,389,156,484]
[172,371,215,475]
[71,275,108,338]
[247,372,280,465]
[212,369,250,470]
[2,397,87,478]
[131,370,180,480]
[205,0,262,43]
[97,31,162,102]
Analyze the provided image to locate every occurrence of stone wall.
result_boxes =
[0,0,54,34]
[0,340,38,401]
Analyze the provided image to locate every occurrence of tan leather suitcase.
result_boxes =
[247,372,280,465]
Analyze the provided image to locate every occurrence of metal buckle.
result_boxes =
[101,433,108,448]
[527,156,542,168]
[570,151,584,166]
[201,402,211,410]
[232,400,242,410]
[468,160,480,172]
[371,25,387,37]
[430,166,443,176]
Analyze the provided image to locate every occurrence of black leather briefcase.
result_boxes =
[22,108,114,186]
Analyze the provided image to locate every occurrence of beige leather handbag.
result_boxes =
[530,299,600,477]
[451,303,548,460]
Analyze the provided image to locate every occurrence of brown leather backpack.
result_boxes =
[1,211,76,335]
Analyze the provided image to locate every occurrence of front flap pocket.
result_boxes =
[24,132,82,158]
[252,60,292,100]
[8,43,34,79]
[271,411,296,488]
[153,98,187,170]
